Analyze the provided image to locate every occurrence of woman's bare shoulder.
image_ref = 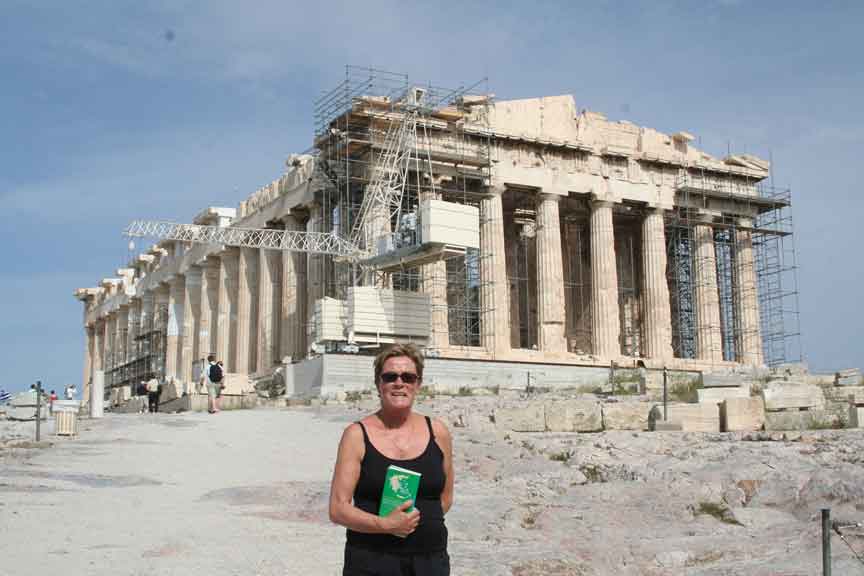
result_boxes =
[340,421,365,443]
[429,416,452,440]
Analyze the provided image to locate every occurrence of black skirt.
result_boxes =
[343,544,450,576]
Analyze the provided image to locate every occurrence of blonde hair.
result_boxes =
[373,343,424,384]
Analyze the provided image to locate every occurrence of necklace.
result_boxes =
[378,414,415,457]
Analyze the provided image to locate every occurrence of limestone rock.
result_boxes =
[601,401,652,431]
[721,397,765,432]
[835,368,862,387]
[650,403,719,432]
[697,387,749,404]
[849,406,864,428]
[805,373,836,387]
[761,383,824,411]
[160,380,182,402]
[764,409,837,431]
[494,404,546,432]
[773,363,809,378]
[544,399,602,432]
[702,373,746,388]
[825,400,852,428]
[823,385,864,404]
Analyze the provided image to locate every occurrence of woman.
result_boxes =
[329,343,454,576]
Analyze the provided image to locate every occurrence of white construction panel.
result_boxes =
[314,297,347,342]
[419,199,479,249]
[347,287,430,339]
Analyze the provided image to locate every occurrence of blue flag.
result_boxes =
[0,389,10,404]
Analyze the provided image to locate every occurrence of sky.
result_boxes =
[1,0,861,393]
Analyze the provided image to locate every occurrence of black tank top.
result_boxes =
[347,416,448,555]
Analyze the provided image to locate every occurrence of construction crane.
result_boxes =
[124,219,359,258]
[124,88,435,269]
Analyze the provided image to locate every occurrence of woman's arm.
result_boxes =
[432,419,455,514]
[328,423,420,536]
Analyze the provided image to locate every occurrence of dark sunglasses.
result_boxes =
[380,372,419,384]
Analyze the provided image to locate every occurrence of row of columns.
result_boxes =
[83,213,314,392]
[82,192,765,394]
[477,189,763,364]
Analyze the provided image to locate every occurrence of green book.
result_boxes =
[378,464,422,517]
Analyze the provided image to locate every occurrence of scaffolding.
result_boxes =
[666,166,802,366]
[101,302,167,398]
[311,66,492,349]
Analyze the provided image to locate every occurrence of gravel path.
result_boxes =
[2,401,864,575]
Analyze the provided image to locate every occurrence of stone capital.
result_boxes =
[281,207,308,224]
[537,192,562,204]
[693,210,721,225]
[591,198,615,209]
[185,266,203,285]
[220,247,240,261]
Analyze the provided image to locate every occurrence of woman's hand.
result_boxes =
[382,500,421,537]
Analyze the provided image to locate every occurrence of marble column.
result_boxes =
[641,208,674,359]
[693,222,724,362]
[127,298,141,368]
[165,277,184,381]
[82,326,95,403]
[199,259,218,360]
[419,191,449,350]
[306,205,324,348]
[153,286,170,377]
[216,250,238,370]
[590,200,621,359]
[479,187,510,356]
[183,267,201,386]
[504,216,522,348]
[116,305,129,369]
[735,220,764,365]
[93,320,104,374]
[281,214,307,362]
[535,193,567,352]
[129,296,144,360]
[235,247,258,374]
[104,313,116,382]
[257,248,280,370]
[140,294,154,339]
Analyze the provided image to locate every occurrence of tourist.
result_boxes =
[206,355,223,414]
[145,376,160,413]
[64,384,76,400]
[328,343,454,575]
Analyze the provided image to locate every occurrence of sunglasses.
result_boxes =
[380,372,419,384]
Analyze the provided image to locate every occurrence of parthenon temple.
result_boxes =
[75,68,798,406]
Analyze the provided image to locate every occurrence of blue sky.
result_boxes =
[1,1,861,392]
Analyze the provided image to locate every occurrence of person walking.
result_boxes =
[329,343,454,575]
[146,376,160,413]
[206,355,223,414]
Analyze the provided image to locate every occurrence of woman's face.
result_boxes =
[377,356,420,411]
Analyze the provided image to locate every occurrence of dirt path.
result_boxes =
[2,403,864,575]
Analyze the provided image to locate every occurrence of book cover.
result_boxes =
[378,464,422,517]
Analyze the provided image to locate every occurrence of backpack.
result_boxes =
[209,363,223,383]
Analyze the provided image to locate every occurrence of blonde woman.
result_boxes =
[329,344,454,575]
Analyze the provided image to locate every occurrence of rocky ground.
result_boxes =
[1,397,863,575]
